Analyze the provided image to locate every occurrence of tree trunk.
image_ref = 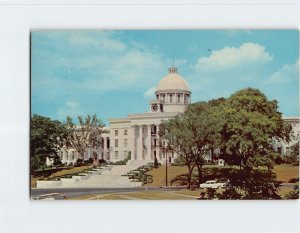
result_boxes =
[187,165,193,189]
[197,163,203,186]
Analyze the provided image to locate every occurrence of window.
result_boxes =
[71,151,75,160]
[115,139,118,147]
[154,138,157,147]
[156,94,159,100]
[177,94,181,103]
[170,94,173,103]
[124,129,128,135]
[286,147,290,155]
[124,139,128,148]
[115,130,118,136]
[184,94,189,104]
[107,138,110,148]
[162,94,165,103]
[114,151,118,159]
[65,151,68,160]
[151,125,157,135]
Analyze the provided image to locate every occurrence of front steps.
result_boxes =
[36,161,149,189]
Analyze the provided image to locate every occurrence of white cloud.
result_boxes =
[32,31,167,96]
[195,42,272,72]
[67,31,126,51]
[268,58,299,84]
[144,86,156,98]
[57,100,82,118]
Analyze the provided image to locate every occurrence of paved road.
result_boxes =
[30,186,185,199]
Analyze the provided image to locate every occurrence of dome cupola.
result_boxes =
[150,67,191,113]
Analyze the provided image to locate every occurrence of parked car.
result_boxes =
[199,180,229,189]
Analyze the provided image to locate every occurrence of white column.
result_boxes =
[103,137,107,160]
[147,125,152,161]
[130,126,136,160]
[137,125,143,160]
[156,124,161,161]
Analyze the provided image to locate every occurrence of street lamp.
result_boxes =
[165,146,168,187]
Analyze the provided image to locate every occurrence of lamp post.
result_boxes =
[165,148,168,187]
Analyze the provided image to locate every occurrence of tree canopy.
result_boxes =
[220,88,292,170]
[159,100,224,188]
[65,114,105,160]
[159,87,292,194]
[31,114,68,170]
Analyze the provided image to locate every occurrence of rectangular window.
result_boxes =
[177,94,181,103]
[124,139,128,148]
[286,147,290,155]
[170,94,173,103]
[184,95,187,104]
[114,151,118,159]
[115,139,118,147]
[115,130,118,136]
[124,129,128,135]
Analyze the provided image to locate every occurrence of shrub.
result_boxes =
[75,159,83,167]
[274,155,285,165]
[98,159,106,164]
[154,156,159,168]
[288,177,299,183]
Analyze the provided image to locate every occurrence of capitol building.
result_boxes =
[55,67,299,166]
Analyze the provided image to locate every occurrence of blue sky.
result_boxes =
[31,30,299,125]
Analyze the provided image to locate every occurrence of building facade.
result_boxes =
[53,67,299,166]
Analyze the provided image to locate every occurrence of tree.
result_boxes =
[159,100,223,188]
[31,114,68,171]
[220,88,292,172]
[65,114,105,161]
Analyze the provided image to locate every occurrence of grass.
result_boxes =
[273,165,299,182]
[279,186,295,197]
[31,165,94,188]
[147,164,299,187]
[147,166,188,186]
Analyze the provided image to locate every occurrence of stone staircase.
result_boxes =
[36,160,149,189]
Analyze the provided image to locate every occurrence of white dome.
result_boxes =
[156,67,190,92]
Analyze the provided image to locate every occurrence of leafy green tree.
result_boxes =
[159,100,224,188]
[31,114,68,171]
[220,88,292,172]
[65,114,105,161]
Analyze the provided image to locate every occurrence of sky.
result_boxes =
[31,30,299,125]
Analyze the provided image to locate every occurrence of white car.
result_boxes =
[199,180,228,189]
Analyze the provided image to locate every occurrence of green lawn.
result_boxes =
[147,164,299,187]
